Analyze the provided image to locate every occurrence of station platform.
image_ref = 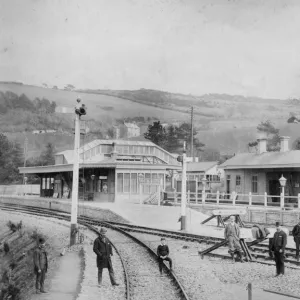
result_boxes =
[0,196,297,249]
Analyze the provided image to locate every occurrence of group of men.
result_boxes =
[225,215,291,277]
[32,218,299,292]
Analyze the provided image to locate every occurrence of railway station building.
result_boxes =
[19,139,181,203]
[220,136,300,203]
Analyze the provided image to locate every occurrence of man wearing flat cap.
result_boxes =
[271,222,287,276]
[33,237,48,294]
[93,227,119,286]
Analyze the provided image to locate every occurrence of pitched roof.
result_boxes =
[186,161,218,172]
[220,150,300,169]
[124,122,139,129]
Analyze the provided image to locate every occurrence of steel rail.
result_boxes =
[0,204,190,300]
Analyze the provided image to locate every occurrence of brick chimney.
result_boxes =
[257,138,267,154]
[280,136,290,152]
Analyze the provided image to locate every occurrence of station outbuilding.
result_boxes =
[19,139,181,203]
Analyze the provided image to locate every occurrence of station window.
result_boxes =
[124,173,130,193]
[236,175,241,186]
[91,148,95,156]
[117,173,123,193]
[96,145,100,154]
[251,175,258,193]
[131,173,137,194]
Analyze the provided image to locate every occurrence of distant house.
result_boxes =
[113,122,141,139]
[220,136,300,202]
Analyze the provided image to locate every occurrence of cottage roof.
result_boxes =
[186,161,218,172]
[220,150,300,169]
[124,122,139,129]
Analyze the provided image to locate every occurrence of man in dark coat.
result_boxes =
[272,222,287,276]
[157,237,172,275]
[93,227,119,286]
[292,220,300,261]
[33,237,48,294]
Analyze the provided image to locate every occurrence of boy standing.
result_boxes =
[157,238,173,274]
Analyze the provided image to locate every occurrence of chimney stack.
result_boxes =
[111,142,118,160]
[280,136,290,152]
[257,138,267,154]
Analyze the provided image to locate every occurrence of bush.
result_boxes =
[16,221,23,231]
[0,284,20,300]
[6,221,17,233]
[3,242,9,254]
[30,229,44,244]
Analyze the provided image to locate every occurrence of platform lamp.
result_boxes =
[177,141,187,231]
[91,174,95,193]
[23,176,28,196]
[201,175,207,203]
[70,98,87,246]
[279,174,287,208]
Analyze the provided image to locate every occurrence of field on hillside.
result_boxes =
[0,83,189,122]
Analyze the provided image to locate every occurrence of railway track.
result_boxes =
[1,203,300,268]
[0,203,190,300]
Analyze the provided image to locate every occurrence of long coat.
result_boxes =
[272,230,287,252]
[93,236,113,269]
[33,247,48,274]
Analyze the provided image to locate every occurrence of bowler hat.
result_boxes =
[100,227,107,234]
[39,237,45,244]
[275,222,281,227]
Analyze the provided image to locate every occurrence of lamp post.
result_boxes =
[24,176,28,196]
[180,142,187,231]
[279,174,287,209]
[91,174,95,192]
[70,98,87,246]
[201,176,207,203]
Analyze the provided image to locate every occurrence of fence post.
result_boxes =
[264,192,268,207]
[298,193,300,209]
[232,191,236,206]
[195,179,198,204]
[249,192,252,206]
[248,283,252,300]
[202,189,206,204]
[216,190,220,205]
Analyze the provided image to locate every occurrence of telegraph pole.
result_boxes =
[23,137,28,185]
[190,106,194,162]
[70,98,86,246]
[181,141,187,231]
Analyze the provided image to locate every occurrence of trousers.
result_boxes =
[35,269,46,291]
[158,257,172,273]
[274,251,285,275]
[269,238,274,258]
[228,236,242,254]
[294,237,300,257]
[98,266,117,285]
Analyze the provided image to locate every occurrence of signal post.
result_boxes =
[70,98,87,246]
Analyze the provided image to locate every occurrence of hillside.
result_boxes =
[0,82,300,155]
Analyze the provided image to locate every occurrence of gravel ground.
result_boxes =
[99,227,184,300]
[129,232,300,300]
[76,227,126,300]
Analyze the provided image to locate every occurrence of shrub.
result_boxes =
[6,221,17,233]
[4,242,9,254]
[9,261,17,270]
[16,221,23,231]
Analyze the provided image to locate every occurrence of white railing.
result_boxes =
[0,184,40,196]
[164,190,300,209]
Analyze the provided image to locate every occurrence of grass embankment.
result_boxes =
[0,221,48,300]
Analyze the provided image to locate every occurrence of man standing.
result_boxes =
[33,237,48,294]
[272,222,287,276]
[292,220,300,261]
[157,237,173,275]
[224,216,244,262]
[93,227,119,286]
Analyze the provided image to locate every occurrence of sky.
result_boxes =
[1,0,300,99]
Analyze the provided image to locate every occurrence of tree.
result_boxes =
[40,143,55,165]
[0,134,23,183]
[64,84,75,91]
[144,121,167,148]
[200,147,221,161]
[248,120,280,152]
